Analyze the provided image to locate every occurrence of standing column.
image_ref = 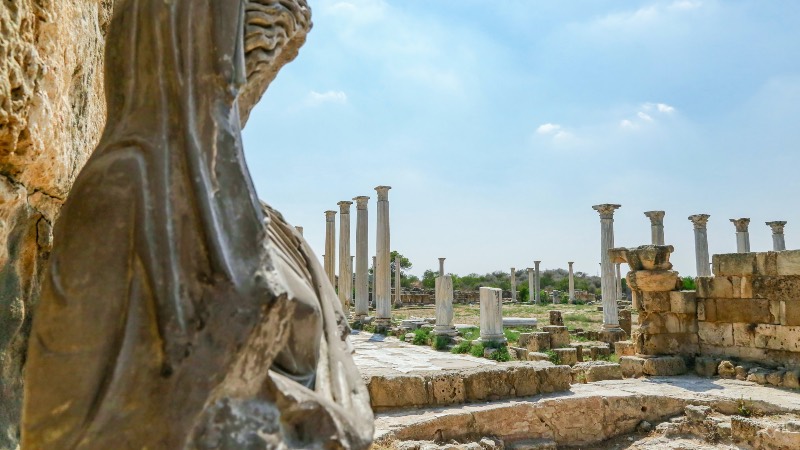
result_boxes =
[730,218,751,253]
[766,221,787,251]
[371,255,377,308]
[689,214,711,277]
[644,210,665,245]
[295,226,303,236]
[353,196,370,319]
[477,287,506,345]
[510,267,517,302]
[592,203,622,330]
[375,186,392,325]
[615,263,623,300]
[435,256,456,336]
[568,262,575,304]
[324,210,337,287]
[526,268,534,303]
[394,255,402,306]
[438,258,446,277]
[534,260,541,304]
[338,201,353,309]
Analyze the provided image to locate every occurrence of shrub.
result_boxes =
[412,328,431,345]
[470,342,487,358]
[545,349,560,365]
[432,335,450,350]
[451,341,472,354]
[487,346,511,362]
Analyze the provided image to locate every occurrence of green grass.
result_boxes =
[459,326,480,341]
[545,349,561,365]
[503,328,523,343]
[451,341,472,354]
[432,335,450,350]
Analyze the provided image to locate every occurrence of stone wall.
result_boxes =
[696,250,800,366]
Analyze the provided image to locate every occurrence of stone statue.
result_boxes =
[21,1,373,448]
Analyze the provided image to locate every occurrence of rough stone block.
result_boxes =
[713,298,775,324]
[752,324,800,352]
[618,308,632,337]
[614,340,636,356]
[751,276,800,302]
[637,332,699,355]
[783,369,800,389]
[713,253,758,277]
[507,365,541,397]
[718,360,736,378]
[698,322,734,347]
[698,298,717,322]
[511,346,528,361]
[782,301,800,326]
[731,416,760,443]
[670,291,697,314]
[640,291,672,312]
[735,365,749,381]
[569,343,584,362]
[429,373,466,405]
[571,361,623,383]
[732,322,757,347]
[756,251,779,276]
[642,356,687,376]
[517,333,533,348]
[746,367,769,384]
[598,328,628,345]
[527,352,550,362]
[367,374,428,409]
[776,250,800,276]
[694,356,720,377]
[589,345,611,360]
[462,367,511,401]
[685,405,712,422]
[548,310,563,326]
[664,312,698,334]
[526,332,551,352]
[766,370,785,386]
[535,365,572,393]
[553,348,578,366]
[628,270,681,292]
[542,326,570,349]
[637,312,666,334]
[620,356,645,378]
[697,276,733,299]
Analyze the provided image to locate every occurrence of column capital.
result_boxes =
[730,218,750,232]
[526,268,533,273]
[353,196,370,208]
[568,261,574,266]
[325,210,337,221]
[337,200,353,213]
[766,221,787,234]
[688,214,710,229]
[374,185,392,201]
[644,210,665,225]
[534,260,541,266]
[510,266,515,272]
[593,203,621,219]
[295,226,303,235]
[438,257,446,262]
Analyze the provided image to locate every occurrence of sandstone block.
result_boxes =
[756,251,779,276]
[527,352,550,362]
[640,291,672,312]
[642,356,687,376]
[697,276,733,299]
[429,373,466,405]
[751,276,800,302]
[713,298,775,324]
[367,374,428,409]
[526,332,551,352]
[589,345,611,360]
[553,348,578,366]
[669,291,697,314]
[782,301,800,326]
[698,322,734,347]
[620,356,646,378]
[685,405,712,423]
[462,367,511,401]
[776,250,800,275]
[569,343,584,362]
[541,326,570,349]
[731,416,760,444]
[783,369,800,389]
[752,324,800,352]
[535,365,572,393]
[732,322,757,347]
[614,340,636,356]
[765,370,785,386]
[548,310,563,326]
[694,356,720,377]
[713,253,758,277]
[572,361,623,382]
[637,332,699,355]
[507,365,541,397]
[637,312,666,334]
[664,312,698,334]
[698,298,716,322]
[628,270,681,292]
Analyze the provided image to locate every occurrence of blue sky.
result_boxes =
[242,0,800,278]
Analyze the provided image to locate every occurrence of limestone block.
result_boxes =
[569,343,584,362]
[713,253,758,277]
[534,365,572,393]
[507,365,541,397]
[698,322,734,347]
[553,348,578,366]
[694,356,720,377]
[526,332,551,352]
[751,275,800,302]
[517,333,533,348]
[685,405,712,422]
[637,332,698,355]
[367,374,429,409]
[752,324,800,352]
[783,369,800,389]
[598,328,628,345]
[642,356,687,376]
[541,326,570,349]
[718,360,736,378]
[713,298,776,324]
[462,367,511,401]
[589,345,611,360]
[627,270,681,293]
[696,276,733,299]
[620,356,645,378]
[735,365,750,381]
[776,250,800,275]
[732,322,757,347]
[746,367,769,384]
[669,291,697,314]
[640,291,672,312]
[731,416,760,443]
[511,347,528,361]
[765,370,785,386]
[527,352,550,362]
[664,312,698,334]
[637,312,666,334]
[572,361,623,382]
[429,373,466,406]
[697,299,716,321]
[614,340,636,356]
[618,308,632,337]
[548,310,563,326]
[756,251,779,276]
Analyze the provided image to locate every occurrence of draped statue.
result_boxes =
[21,0,373,448]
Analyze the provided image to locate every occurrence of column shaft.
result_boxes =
[354,197,370,318]
[534,261,541,304]
[594,204,621,329]
[510,267,516,302]
[689,215,711,277]
[338,201,353,309]
[375,186,392,323]
[568,262,575,304]
[324,211,336,287]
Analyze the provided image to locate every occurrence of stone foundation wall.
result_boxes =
[696,250,800,366]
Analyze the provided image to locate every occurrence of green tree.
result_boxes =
[518,284,529,302]
[682,276,697,290]
[421,269,436,289]
[390,250,413,286]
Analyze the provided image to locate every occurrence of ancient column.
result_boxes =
[534,260,541,304]
[324,210,337,287]
[615,263,623,300]
[730,218,751,253]
[350,255,355,306]
[371,255,377,307]
[295,226,303,236]
[353,196,370,319]
[510,267,517,302]
[766,221,787,251]
[434,275,457,336]
[644,210,665,245]
[394,254,402,306]
[526,268,534,303]
[592,203,622,330]
[478,287,506,344]
[688,214,711,277]
[337,201,353,309]
[568,262,575,304]
[375,186,392,325]
[438,257,446,277]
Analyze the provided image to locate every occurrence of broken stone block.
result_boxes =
[642,356,687,376]
[614,340,636,356]
[548,310,563,326]
[694,356,720,377]
[527,352,550,362]
[783,369,800,389]
[511,347,528,361]
[735,365,750,381]
[731,416,760,444]
[569,343,584,362]
[541,325,570,349]
[670,291,697,314]
[766,370,785,386]
[684,405,712,423]
[628,270,681,292]
[553,348,578,366]
[620,356,645,378]
[718,360,736,378]
[746,367,770,384]
[526,332,551,352]
[713,253,758,277]
[589,345,611,360]
[571,361,623,382]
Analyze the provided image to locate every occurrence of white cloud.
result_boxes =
[642,102,676,114]
[553,130,572,140]
[637,111,654,122]
[536,123,562,134]
[620,119,637,129]
[669,0,702,11]
[306,90,348,106]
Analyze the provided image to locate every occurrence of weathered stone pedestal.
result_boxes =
[434,276,457,336]
[477,287,506,345]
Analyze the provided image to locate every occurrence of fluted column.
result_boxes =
[730,218,751,253]
[689,214,711,277]
[534,260,541,304]
[644,210,665,245]
[324,210,337,287]
[568,262,575,304]
[766,221,787,251]
[353,196,370,318]
[375,186,392,324]
[338,201,353,309]
[615,263,623,300]
[295,226,303,236]
[510,267,517,302]
[526,268,534,303]
[593,203,621,329]
[438,258,446,277]
[394,255,402,306]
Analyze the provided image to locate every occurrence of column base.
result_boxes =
[475,335,507,346]
[432,325,458,337]
[599,327,628,346]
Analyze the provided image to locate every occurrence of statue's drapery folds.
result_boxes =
[22,0,372,448]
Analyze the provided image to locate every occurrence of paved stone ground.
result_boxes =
[351,331,495,376]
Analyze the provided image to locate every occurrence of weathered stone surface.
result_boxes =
[542,326,570,349]
[636,332,698,355]
[706,298,778,324]
[684,405,712,422]
[669,291,697,314]
[548,310,563,326]
[553,348,577,366]
[713,253,758,277]
[718,360,736,379]
[627,270,681,292]
[776,250,800,276]
[571,361,623,383]
[620,356,645,378]
[639,291,672,312]
[642,356,687,376]
[525,332,551,352]
[694,356,720,377]
[698,322,734,347]
[368,374,429,410]
[697,276,734,299]
[614,340,636,356]
[589,345,611,360]
[783,369,800,389]
[528,352,550,362]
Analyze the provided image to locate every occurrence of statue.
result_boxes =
[21,0,374,448]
